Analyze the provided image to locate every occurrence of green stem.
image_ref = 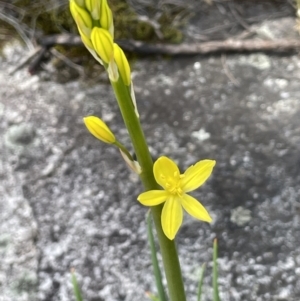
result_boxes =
[110,78,186,301]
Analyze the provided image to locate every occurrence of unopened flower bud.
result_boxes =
[91,27,114,64]
[74,0,85,7]
[85,0,100,20]
[70,0,92,37]
[83,116,116,144]
[100,0,114,37]
[113,43,131,86]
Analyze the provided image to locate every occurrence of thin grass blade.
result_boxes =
[71,269,83,301]
[213,239,220,301]
[197,263,206,301]
[147,212,167,301]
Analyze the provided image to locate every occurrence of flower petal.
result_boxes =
[161,197,183,240]
[181,160,216,192]
[181,194,212,223]
[137,190,168,206]
[153,156,180,190]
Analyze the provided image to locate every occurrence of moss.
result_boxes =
[1,0,185,42]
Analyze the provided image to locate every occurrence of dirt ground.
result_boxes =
[0,1,300,301]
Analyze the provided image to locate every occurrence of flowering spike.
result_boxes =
[83,116,116,144]
[113,43,131,86]
[91,27,114,64]
[138,156,215,240]
[70,0,93,37]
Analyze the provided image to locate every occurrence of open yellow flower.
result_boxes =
[138,156,215,240]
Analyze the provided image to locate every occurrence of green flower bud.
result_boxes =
[83,116,116,144]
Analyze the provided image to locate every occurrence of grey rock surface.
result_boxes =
[1,12,300,301]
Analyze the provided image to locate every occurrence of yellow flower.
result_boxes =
[138,156,215,240]
[83,116,116,144]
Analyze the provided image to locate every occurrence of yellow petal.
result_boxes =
[137,190,168,206]
[181,194,212,222]
[181,160,216,192]
[83,116,115,144]
[91,27,114,64]
[161,197,183,240]
[153,156,180,190]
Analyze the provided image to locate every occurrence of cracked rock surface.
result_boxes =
[1,9,300,301]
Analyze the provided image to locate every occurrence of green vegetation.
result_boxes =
[0,0,185,45]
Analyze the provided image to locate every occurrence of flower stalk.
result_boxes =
[69,1,190,300]
[110,75,187,301]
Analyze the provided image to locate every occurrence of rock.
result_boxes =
[4,123,36,151]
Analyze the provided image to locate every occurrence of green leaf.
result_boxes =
[147,212,167,301]
[71,269,83,301]
[213,239,220,301]
[197,263,206,301]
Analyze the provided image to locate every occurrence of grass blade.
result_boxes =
[197,263,206,301]
[71,269,83,301]
[147,212,167,301]
[213,239,220,301]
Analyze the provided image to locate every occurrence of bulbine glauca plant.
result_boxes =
[69,1,217,300]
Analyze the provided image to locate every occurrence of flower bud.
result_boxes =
[85,0,100,20]
[70,0,92,37]
[100,0,114,37]
[83,116,116,144]
[74,0,85,7]
[113,43,131,86]
[91,27,114,64]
